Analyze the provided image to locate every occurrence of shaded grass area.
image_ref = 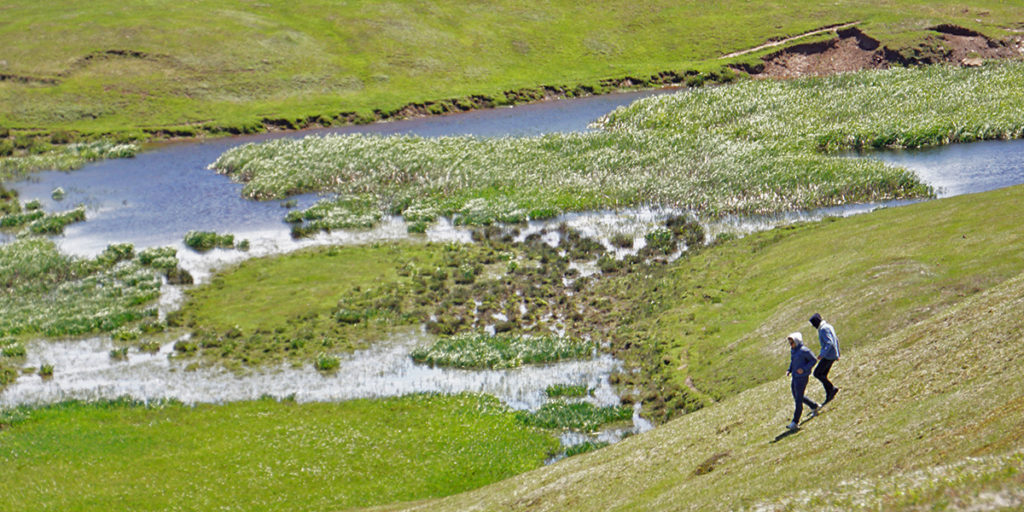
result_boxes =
[411,332,594,369]
[2,1,1022,139]
[205,63,1024,228]
[388,191,1024,512]
[593,184,1024,422]
[0,394,560,511]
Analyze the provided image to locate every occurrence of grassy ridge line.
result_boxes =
[1,1,1022,138]
[381,224,1024,511]
[0,394,560,511]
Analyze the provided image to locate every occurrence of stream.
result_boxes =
[3,88,1024,445]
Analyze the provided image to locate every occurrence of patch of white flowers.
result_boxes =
[211,63,1024,230]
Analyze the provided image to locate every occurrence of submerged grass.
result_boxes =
[209,63,1024,228]
[411,332,594,369]
[0,394,559,511]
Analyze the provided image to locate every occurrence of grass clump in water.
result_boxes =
[184,231,237,252]
[0,141,138,182]
[564,440,609,458]
[314,353,340,372]
[411,332,594,369]
[515,402,633,432]
[545,383,592,398]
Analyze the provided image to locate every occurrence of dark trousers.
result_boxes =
[791,376,818,424]
[814,358,837,399]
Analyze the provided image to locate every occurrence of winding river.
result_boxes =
[3,88,1024,433]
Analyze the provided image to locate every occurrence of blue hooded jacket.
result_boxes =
[817,321,841,360]
[789,342,817,379]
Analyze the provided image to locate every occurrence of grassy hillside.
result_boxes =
[597,183,1024,422]
[385,187,1024,510]
[1,0,1022,139]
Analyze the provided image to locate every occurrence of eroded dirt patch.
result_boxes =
[744,26,1021,79]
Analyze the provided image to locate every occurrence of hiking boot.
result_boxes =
[808,406,820,418]
[786,421,799,431]
[825,387,840,405]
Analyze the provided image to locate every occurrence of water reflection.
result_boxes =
[0,328,621,412]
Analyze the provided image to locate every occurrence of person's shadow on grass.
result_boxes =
[770,428,800,444]
[770,414,818,443]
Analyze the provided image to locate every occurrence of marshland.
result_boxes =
[3,3,1024,510]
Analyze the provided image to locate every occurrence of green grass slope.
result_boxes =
[1,0,1022,138]
[386,189,1024,510]
[599,184,1024,420]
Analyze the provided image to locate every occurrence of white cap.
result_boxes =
[787,332,803,343]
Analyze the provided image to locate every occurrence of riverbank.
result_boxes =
[1,1,1022,144]
[212,62,1024,232]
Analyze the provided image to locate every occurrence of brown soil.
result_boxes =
[744,26,1021,79]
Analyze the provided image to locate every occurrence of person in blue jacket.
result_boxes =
[786,332,819,430]
[810,313,841,407]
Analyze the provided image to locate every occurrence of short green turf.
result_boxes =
[0,394,559,512]
[2,0,1022,138]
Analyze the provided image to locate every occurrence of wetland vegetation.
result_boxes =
[215,63,1024,231]
[2,3,1024,508]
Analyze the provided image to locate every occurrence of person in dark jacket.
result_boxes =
[786,332,819,430]
[810,313,841,406]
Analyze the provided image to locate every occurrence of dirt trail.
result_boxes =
[720,22,861,59]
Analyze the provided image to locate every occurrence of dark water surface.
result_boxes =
[6,88,1024,257]
[6,89,673,255]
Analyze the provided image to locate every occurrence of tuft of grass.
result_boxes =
[564,441,609,458]
[183,231,236,252]
[411,332,595,369]
[545,384,592,399]
[313,353,340,372]
[515,402,633,432]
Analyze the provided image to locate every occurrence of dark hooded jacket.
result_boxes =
[789,342,817,379]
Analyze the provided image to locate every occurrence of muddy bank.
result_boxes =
[197,69,737,138]
[738,25,1023,78]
